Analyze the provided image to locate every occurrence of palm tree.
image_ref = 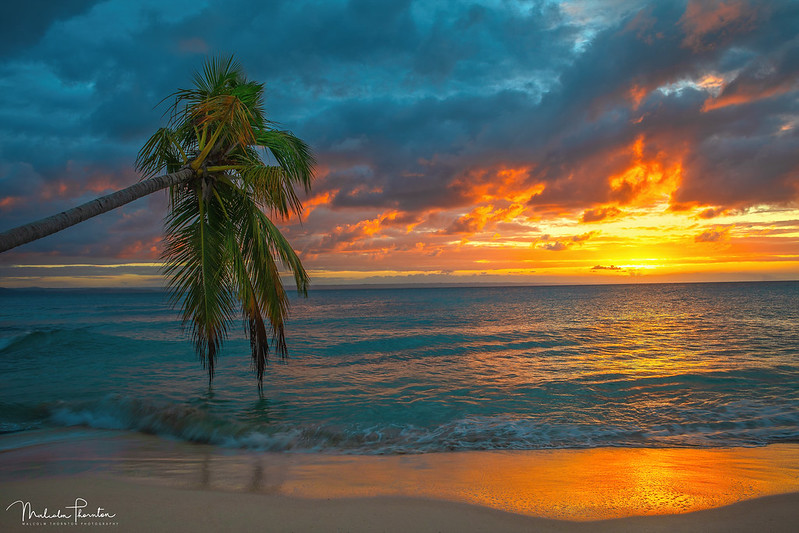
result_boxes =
[0,56,315,389]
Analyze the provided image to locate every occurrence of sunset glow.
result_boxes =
[1,0,797,287]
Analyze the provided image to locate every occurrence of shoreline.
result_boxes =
[2,430,799,530]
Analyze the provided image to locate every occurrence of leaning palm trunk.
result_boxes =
[0,168,193,253]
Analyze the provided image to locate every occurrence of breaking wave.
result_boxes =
[39,394,799,454]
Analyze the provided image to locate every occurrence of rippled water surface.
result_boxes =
[1,282,797,453]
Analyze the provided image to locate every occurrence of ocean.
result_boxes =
[1,282,797,455]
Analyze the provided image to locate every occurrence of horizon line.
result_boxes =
[2,278,797,292]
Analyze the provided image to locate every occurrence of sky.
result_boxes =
[0,0,798,288]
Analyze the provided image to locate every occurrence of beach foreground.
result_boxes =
[1,430,799,531]
[2,476,798,533]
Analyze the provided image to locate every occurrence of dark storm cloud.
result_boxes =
[674,98,799,208]
[0,0,99,56]
[707,38,799,109]
[307,89,542,212]
[1,0,798,266]
[305,0,798,219]
[526,0,799,212]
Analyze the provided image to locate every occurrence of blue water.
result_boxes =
[0,282,797,454]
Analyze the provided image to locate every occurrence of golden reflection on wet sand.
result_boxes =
[277,446,799,520]
[1,431,798,521]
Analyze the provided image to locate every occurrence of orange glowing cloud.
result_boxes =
[628,85,649,110]
[39,180,72,201]
[447,203,526,235]
[702,81,797,111]
[608,136,683,207]
[0,196,22,209]
[696,74,726,95]
[451,165,543,204]
[314,210,414,254]
[529,131,691,218]
[85,175,123,194]
[116,237,162,260]
[358,211,399,236]
[37,171,135,202]
[302,190,338,217]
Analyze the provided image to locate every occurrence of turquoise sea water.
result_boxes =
[0,282,797,454]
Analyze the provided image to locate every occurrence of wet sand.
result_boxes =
[1,429,798,531]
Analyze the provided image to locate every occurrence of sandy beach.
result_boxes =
[2,475,799,533]
[2,430,798,531]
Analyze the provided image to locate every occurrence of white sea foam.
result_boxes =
[37,394,799,454]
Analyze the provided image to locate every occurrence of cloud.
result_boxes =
[0,0,798,283]
[679,0,761,52]
[571,231,598,242]
[535,231,597,251]
[581,206,623,223]
[591,264,623,271]
[698,206,729,219]
[694,225,732,242]
[444,203,526,235]
[589,264,645,277]
[702,39,799,111]
[540,241,569,251]
[0,0,99,56]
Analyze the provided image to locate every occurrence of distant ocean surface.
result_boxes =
[1,282,797,454]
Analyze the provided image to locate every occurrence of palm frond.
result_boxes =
[229,81,267,128]
[227,235,271,387]
[224,184,309,386]
[164,55,244,128]
[237,162,303,219]
[195,55,242,98]
[254,207,310,296]
[256,129,316,194]
[135,127,185,179]
[162,184,237,381]
[192,94,257,154]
